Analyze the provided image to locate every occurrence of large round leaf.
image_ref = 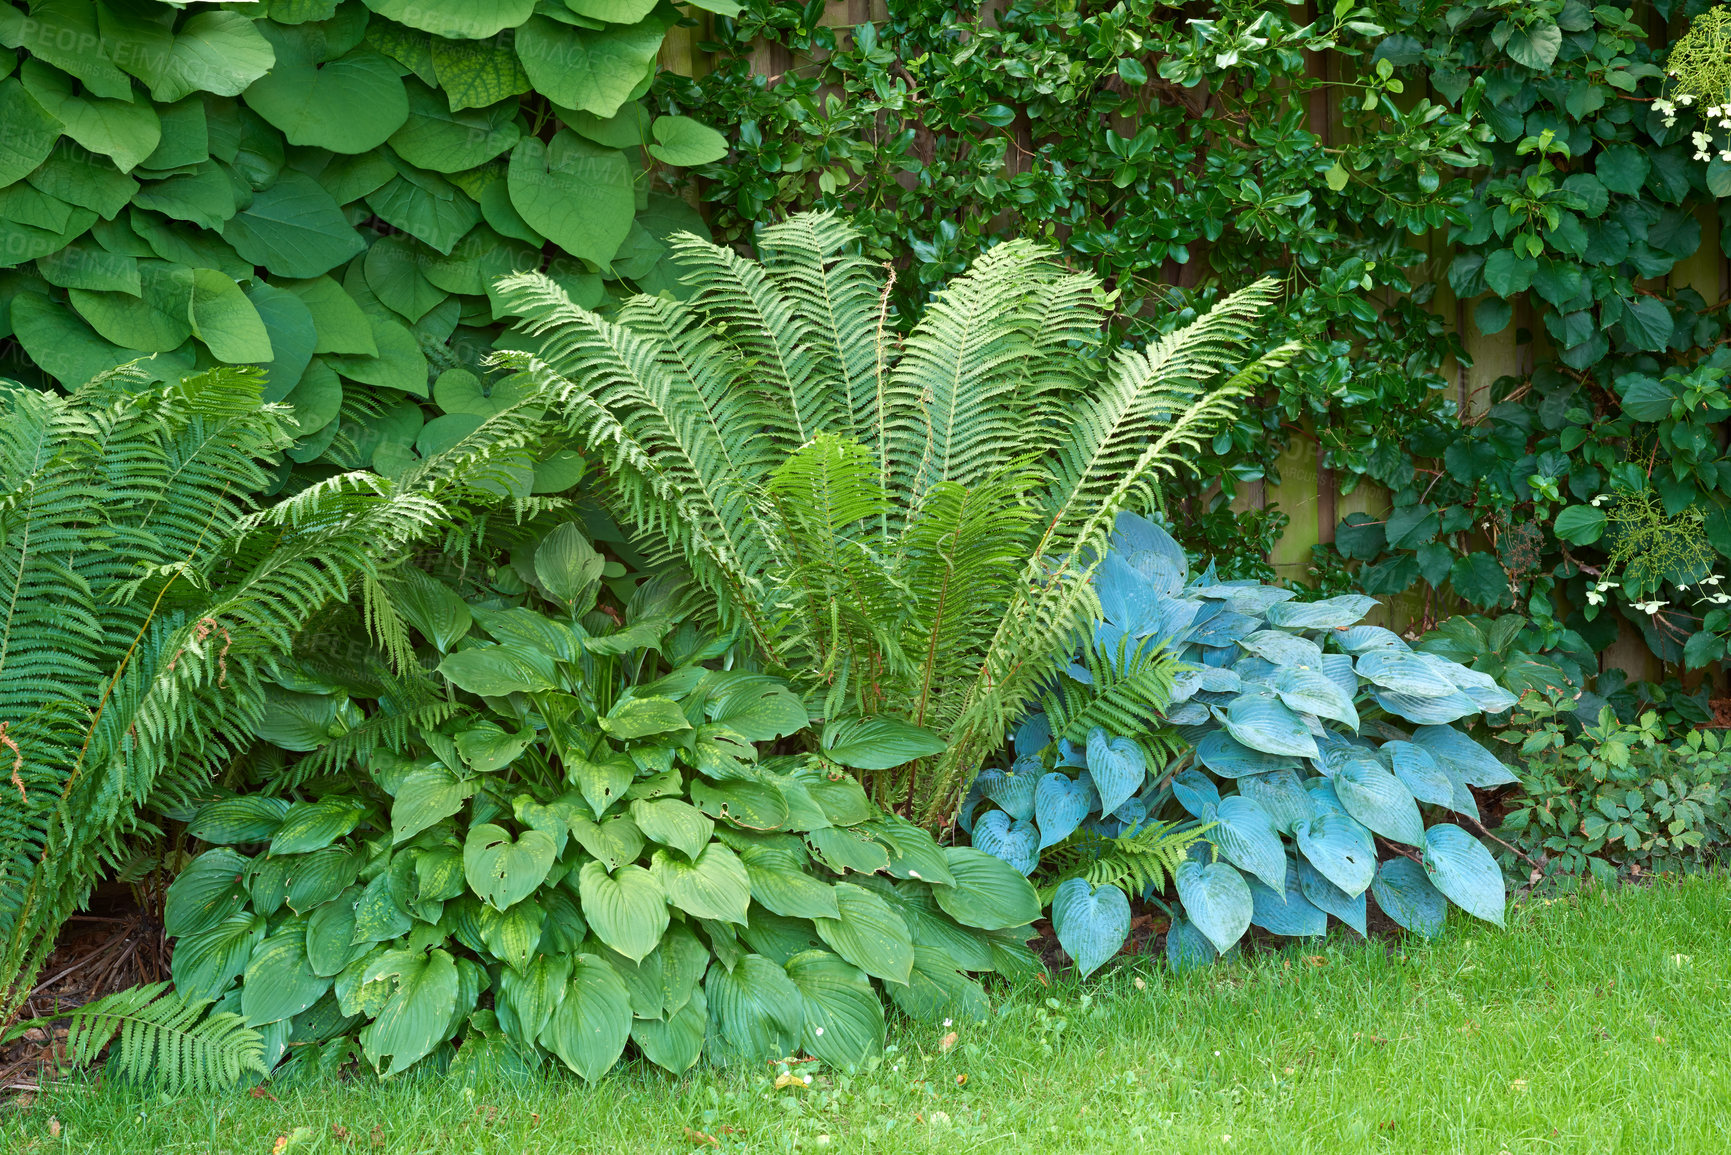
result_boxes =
[970,810,1039,876]
[1050,879,1130,978]
[973,764,1038,821]
[577,860,668,963]
[1294,812,1375,897]
[244,49,409,153]
[1034,772,1095,849]
[706,953,804,1062]
[786,950,885,1070]
[358,947,460,1075]
[1208,795,1287,891]
[1269,665,1359,730]
[463,823,555,911]
[1174,859,1252,954]
[933,848,1040,930]
[1422,824,1505,926]
[651,844,751,925]
[539,955,632,1081]
[814,883,913,985]
[364,0,536,39]
[1334,759,1425,847]
[224,172,368,278]
[514,16,662,118]
[505,132,634,268]
[1085,728,1146,814]
[1371,857,1449,938]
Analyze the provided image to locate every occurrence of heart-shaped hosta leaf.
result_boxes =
[970,810,1041,876]
[1305,775,1348,816]
[438,643,557,696]
[1373,688,1480,725]
[974,764,1039,821]
[651,844,751,925]
[629,986,707,1074]
[1238,629,1323,667]
[270,799,365,856]
[1034,773,1095,848]
[692,778,791,831]
[477,901,545,974]
[392,765,476,844]
[165,849,251,937]
[1333,625,1408,653]
[934,848,1041,930]
[1294,812,1375,897]
[1086,728,1146,814]
[1174,859,1253,954]
[350,871,411,945]
[358,947,460,1076]
[463,823,555,911]
[1014,713,1052,758]
[569,815,644,872]
[186,796,289,845]
[1318,653,1358,700]
[454,722,532,773]
[805,826,891,874]
[1050,879,1131,978]
[1270,665,1360,730]
[865,817,955,886]
[1236,768,1316,835]
[814,884,914,985]
[1263,594,1378,630]
[1247,862,1328,937]
[578,861,668,963]
[393,569,471,653]
[785,949,885,1069]
[1383,740,1454,807]
[1411,725,1520,787]
[1297,856,1367,936]
[1172,769,1221,817]
[630,798,715,860]
[539,955,632,1081]
[1208,795,1287,892]
[1355,650,1458,697]
[243,923,331,1027]
[172,912,266,1001]
[1333,760,1425,847]
[1371,857,1449,938]
[1422,824,1505,926]
[887,946,990,1024]
[1221,694,1321,759]
[707,953,805,1062]
[1165,916,1221,972]
[286,847,364,914]
[1195,729,1303,780]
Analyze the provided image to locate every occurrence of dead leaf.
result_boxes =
[331,1125,350,1142]
[955,1073,967,1086]
[46,1117,59,1139]
[271,1137,288,1155]
[939,1032,957,1052]
[250,1087,277,1101]
[683,1126,720,1146]
[370,1125,386,1148]
[1303,955,1326,967]
[1133,977,1146,990]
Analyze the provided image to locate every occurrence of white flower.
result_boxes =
[1719,149,1731,162]
[804,1074,813,1085]
[1704,574,1723,586]
[1697,151,1713,161]
[1708,105,1722,118]
[1666,116,1678,127]
[1709,592,1731,604]
[1635,600,1666,615]
[1656,98,1676,115]
[1595,579,1618,591]
[1590,494,1610,507]
[1692,131,1711,147]
[943,1018,953,1027]
[1587,589,1605,606]
[1680,93,1696,106]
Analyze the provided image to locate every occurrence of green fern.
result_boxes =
[493,210,1288,826]
[1041,638,1188,749]
[1035,820,1211,906]
[3,982,265,1093]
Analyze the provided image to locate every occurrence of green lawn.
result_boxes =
[8,876,1730,1154]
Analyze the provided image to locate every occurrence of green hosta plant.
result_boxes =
[495,211,1290,826]
[165,520,1039,1080]
[967,513,1519,976]
[1496,694,1731,889]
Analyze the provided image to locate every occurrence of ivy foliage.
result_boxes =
[166,520,1037,1081]
[0,0,725,484]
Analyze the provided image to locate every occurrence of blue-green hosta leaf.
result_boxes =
[1263,595,1378,630]
[1208,796,1287,892]
[1382,741,1454,807]
[437,642,557,696]
[1304,774,1348,816]
[974,764,1039,821]
[270,798,365,856]
[1429,660,1518,713]
[1014,714,1051,758]
[1172,769,1221,817]
[1333,760,1425,846]
[1034,773,1096,848]
[887,946,990,1024]
[1294,812,1376,897]
[1297,856,1367,935]
[1236,768,1316,834]
[1194,730,1302,778]
[172,912,266,1002]
[1248,862,1329,937]
[463,824,556,911]
[1410,726,1519,787]
[1372,688,1480,725]
[970,811,1040,876]
[243,923,331,1027]
[707,954,804,1062]
[1169,665,1243,704]
[1196,583,1297,616]
[577,861,668,963]
[1356,650,1458,697]
[821,716,946,770]
[1439,763,1481,821]
[1110,511,1189,588]
[651,844,751,925]
[785,950,885,1069]
[933,848,1041,931]
[187,796,290,845]
[1371,857,1449,938]
[1220,695,1320,759]
[1186,608,1261,648]
[539,955,632,1081]
[1174,859,1253,954]
[1165,916,1221,972]
[1422,824,1505,926]
[1050,879,1131,978]
[1332,625,1409,654]
[358,947,459,1076]
[1084,729,1146,814]
[1319,654,1358,702]
[1238,629,1324,667]
[1270,666,1359,730]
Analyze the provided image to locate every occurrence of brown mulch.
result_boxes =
[1710,699,1731,730]
[0,884,167,1096]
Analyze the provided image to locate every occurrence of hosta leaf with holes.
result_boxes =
[1294,812,1375,897]
[1333,760,1425,846]
[814,884,914,985]
[392,765,476,844]
[1050,879,1130,977]
[786,950,885,1069]
[1208,795,1286,891]
[1174,859,1252,954]
[1371,857,1448,938]
[463,824,555,911]
[1422,824,1505,926]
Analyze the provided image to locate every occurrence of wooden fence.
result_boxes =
[657,4,1725,689]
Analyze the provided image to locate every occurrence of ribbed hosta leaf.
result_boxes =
[1050,879,1130,977]
[1294,812,1375,898]
[1219,694,1320,759]
[1333,760,1425,847]
[1174,859,1252,954]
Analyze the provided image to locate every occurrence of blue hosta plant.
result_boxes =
[964,513,1519,975]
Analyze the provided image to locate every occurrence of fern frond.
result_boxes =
[1041,638,1187,745]
[1035,820,1210,905]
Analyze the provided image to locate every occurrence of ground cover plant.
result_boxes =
[0,0,725,487]
[495,210,1289,826]
[157,517,1039,1083]
[964,513,1519,976]
[9,876,1731,1152]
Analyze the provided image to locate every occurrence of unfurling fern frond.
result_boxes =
[1041,637,1187,746]
[3,982,265,1093]
[1035,820,1211,906]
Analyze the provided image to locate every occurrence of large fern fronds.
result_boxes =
[1035,820,1210,906]
[3,981,265,1093]
[1040,638,1187,747]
